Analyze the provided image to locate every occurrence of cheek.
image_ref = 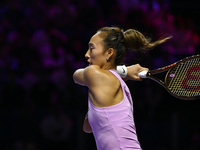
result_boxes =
[90,54,95,60]
[90,50,105,63]
[91,56,99,63]
[91,55,102,64]
[91,52,99,60]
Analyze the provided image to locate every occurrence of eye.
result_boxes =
[88,43,95,51]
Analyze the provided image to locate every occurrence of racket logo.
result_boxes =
[122,68,125,73]
[170,74,175,77]
[181,66,200,91]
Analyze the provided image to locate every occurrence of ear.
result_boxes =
[106,48,115,59]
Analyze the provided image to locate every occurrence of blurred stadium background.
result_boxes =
[0,0,199,150]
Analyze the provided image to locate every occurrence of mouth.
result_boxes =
[87,61,92,66]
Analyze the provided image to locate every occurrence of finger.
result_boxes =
[132,75,143,81]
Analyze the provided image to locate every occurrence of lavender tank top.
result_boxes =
[88,70,142,150]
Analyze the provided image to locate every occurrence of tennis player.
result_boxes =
[73,27,170,150]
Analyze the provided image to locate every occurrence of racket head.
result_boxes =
[165,55,200,100]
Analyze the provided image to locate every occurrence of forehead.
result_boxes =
[89,32,103,46]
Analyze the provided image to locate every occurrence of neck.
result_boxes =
[102,63,116,70]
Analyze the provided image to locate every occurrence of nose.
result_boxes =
[85,50,90,59]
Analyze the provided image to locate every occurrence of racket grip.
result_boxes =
[138,70,148,78]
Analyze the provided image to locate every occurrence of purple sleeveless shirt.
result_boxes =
[88,70,142,150]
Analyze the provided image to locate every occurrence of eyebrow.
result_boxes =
[88,43,95,47]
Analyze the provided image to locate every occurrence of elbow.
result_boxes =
[83,130,92,134]
[73,70,79,84]
[83,126,93,133]
[73,69,85,86]
[83,118,93,133]
[73,72,77,83]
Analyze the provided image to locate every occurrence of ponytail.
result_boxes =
[124,29,172,52]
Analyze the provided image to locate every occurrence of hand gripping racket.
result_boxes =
[138,55,200,100]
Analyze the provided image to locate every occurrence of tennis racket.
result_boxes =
[138,55,200,100]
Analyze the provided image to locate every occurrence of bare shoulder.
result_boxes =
[84,65,108,85]
[84,65,102,77]
[84,65,118,88]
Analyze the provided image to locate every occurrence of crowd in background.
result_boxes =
[0,0,199,150]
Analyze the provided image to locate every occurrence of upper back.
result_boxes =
[85,65,123,107]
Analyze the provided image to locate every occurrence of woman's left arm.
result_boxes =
[73,65,102,87]
[73,68,86,86]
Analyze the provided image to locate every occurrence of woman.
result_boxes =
[73,27,171,150]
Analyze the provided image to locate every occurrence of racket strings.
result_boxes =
[167,58,200,97]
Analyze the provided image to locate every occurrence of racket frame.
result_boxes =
[141,55,200,100]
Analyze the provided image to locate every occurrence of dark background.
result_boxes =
[0,0,199,150]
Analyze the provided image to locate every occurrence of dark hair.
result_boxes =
[97,26,171,65]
